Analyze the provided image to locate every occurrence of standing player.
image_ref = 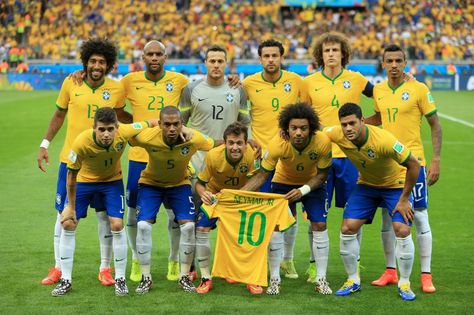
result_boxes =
[38,38,130,287]
[325,103,420,301]
[241,103,332,295]
[366,44,442,293]
[243,39,304,280]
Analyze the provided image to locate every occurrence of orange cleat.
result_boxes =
[196,278,213,294]
[371,268,398,286]
[41,267,62,285]
[421,273,436,293]
[246,283,263,294]
[225,278,238,284]
[98,268,116,286]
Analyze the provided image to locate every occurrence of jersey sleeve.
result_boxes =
[418,83,437,116]
[114,83,126,109]
[177,74,190,104]
[200,201,218,219]
[197,153,213,183]
[373,87,381,113]
[299,79,311,104]
[67,138,83,171]
[56,78,71,110]
[260,136,282,172]
[277,201,296,232]
[178,84,192,124]
[237,86,250,125]
[317,133,332,170]
[384,134,411,164]
[119,121,150,140]
[194,131,215,151]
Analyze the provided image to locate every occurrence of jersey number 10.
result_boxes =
[237,210,266,246]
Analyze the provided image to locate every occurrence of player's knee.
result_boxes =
[196,226,211,233]
[180,221,195,237]
[109,220,123,231]
[340,223,359,235]
[62,219,77,231]
[311,221,327,231]
[392,222,410,238]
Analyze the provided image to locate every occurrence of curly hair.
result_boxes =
[258,39,285,57]
[278,103,320,137]
[80,38,117,74]
[312,32,351,69]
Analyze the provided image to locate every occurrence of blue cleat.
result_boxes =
[398,283,416,301]
[335,279,361,296]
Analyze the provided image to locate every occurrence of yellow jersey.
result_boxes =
[243,70,303,150]
[261,132,332,185]
[374,80,437,166]
[67,122,148,183]
[121,70,189,162]
[324,125,411,188]
[201,189,295,286]
[129,128,214,187]
[56,77,125,163]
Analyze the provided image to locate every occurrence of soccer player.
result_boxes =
[51,107,152,297]
[243,39,304,279]
[129,106,216,294]
[325,103,420,301]
[38,38,130,287]
[194,122,260,294]
[241,103,332,295]
[366,44,442,293]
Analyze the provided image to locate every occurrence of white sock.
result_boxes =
[54,213,62,268]
[381,209,397,268]
[396,234,415,285]
[136,221,153,277]
[308,225,315,262]
[112,228,128,279]
[414,210,432,273]
[268,231,283,281]
[179,222,195,276]
[166,208,180,262]
[196,231,211,279]
[126,207,138,260]
[340,233,360,284]
[59,229,75,281]
[313,230,329,279]
[283,221,298,260]
[96,211,112,270]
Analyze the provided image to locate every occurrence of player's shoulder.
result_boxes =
[408,80,430,92]
[166,70,188,81]
[136,126,160,141]
[313,130,331,144]
[104,77,122,88]
[243,72,262,85]
[267,134,287,150]
[282,70,303,81]
[344,69,365,79]
[121,71,143,82]
[303,71,323,82]
[207,143,225,158]
[74,128,94,145]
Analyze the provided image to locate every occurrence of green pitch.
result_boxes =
[0,90,473,314]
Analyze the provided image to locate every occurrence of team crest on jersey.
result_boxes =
[308,151,318,160]
[180,146,190,155]
[401,92,410,101]
[367,148,376,158]
[166,83,174,92]
[226,93,234,102]
[284,83,292,92]
[343,81,351,89]
[239,164,249,173]
[115,142,124,151]
[102,91,110,100]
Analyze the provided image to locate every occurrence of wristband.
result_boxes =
[298,184,311,196]
[40,139,50,149]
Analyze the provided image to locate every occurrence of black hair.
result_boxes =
[279,103,319,137]
[80,38,117,74]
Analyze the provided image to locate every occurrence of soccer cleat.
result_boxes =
[398,283,416,301]
[129,259,142,282]
[266,278,281,295]
[114,277,129,296]
[42,267,62,285]
[280,259,299,279]
[305,263,317,283]
[166,261,180,281]
[189,270,198,282]
[196,278,213,294]
[98,268,116,286]
[371,268,398,286]
[225,278,238,284]
[135,275,153,294]
[246,284,263,295]
[315,277,333,295]
[335,279,360,296]
[179,275,196,293]
[51,278,72,297]
[421,273,436,293]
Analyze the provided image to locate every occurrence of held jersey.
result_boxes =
[56,77,125,163]
[201,189,295,286]
[324,125,411,188]
[374,80,437,166]
[197,145,256,193]
[243,70,303,150]
[129,128,214,187]
[301,69,371,157]
[261,132,332,185]
[67,122,148,182]
[121,70,189,162]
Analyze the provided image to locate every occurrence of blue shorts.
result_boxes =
[196,208,218,229]
[126,160,147,208]
[343,184,413,226]
[259,170,275,193]
[412,166,428,210]
[272,182,328,223]
[326,158,358,208]
[136,184,195,222]
[67,180,125,220]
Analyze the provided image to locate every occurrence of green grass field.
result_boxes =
[0,90,473,314]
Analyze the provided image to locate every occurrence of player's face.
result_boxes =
[86,54,107,82]
[322,42,342,69]
[288,118,310,148]
[225,133,247,162]
[143,43,167,75]
[259,46,283,75]
[383,51,406,80]
[159,113,182,145]
[94,122,118,147]
[205,51,227,81]
[340,114,364,142]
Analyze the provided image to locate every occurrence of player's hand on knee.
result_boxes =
[61,205,78,225]
[392,201,414,224]
[37,148,49,172]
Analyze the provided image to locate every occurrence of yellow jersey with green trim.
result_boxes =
[261,132,332,185]
[374,80,437,166]
[243,70,303,151]
[129,128,214,187]
[67,122,148,183]
[301,70,369,157]
[56,77,125,163]
[201,189,295,286]
[197,145,256,193]
[121,70,189,163]
[324,125,411,188]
